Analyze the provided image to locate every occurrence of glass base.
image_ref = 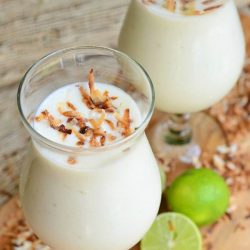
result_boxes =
[147,111,227,167]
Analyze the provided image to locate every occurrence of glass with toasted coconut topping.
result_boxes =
[17,46,161,250]
[119,0,245,162]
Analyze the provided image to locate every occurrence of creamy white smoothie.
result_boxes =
[119,0,245,113]
[20,70,161,250]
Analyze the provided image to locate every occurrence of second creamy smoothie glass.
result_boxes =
[17,47,161,250]
[119,0,245,162]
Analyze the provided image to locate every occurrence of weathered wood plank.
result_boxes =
[0,0,130,87]
[0,0,130,207]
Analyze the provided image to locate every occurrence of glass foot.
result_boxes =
[147,111,227,166]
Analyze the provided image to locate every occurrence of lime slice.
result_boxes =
[141,213,202,250]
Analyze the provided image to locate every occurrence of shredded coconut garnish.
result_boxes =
[142,0,225,16]
[35,69,134,149]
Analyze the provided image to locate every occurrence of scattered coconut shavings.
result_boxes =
[209,61,250,143]
[1,201,49,250]
[234,223,246,232]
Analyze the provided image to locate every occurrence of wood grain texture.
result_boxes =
[0,1,250,250]
[0,0,130,207]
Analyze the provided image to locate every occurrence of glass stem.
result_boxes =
[165,113,192,145]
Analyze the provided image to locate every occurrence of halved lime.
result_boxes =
[141,213,202,250]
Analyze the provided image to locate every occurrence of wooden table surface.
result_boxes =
[0,0,130,207]
[1,1,250,250]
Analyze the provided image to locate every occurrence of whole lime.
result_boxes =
[165,168,230,226]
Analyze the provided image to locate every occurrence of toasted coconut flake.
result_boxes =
[48,114,61,129]
[76,140,85,146]
[67,156,77,165]
[62,111,83,119]
[80,69,115,111]
[89,110,106,129]
[105,107,115,113]
[35,110,48,122]
[72,128,85,144]
[67,117,74,123]
[105,119,115,130]
[91,89,107,104]
[58,124,72,134]
[89,135,101,147]
[204,4,222,12]
[77,118,86,128]
[60,133,68,141]
[100,135,106,146]
[37,110,74,135]
[116,109,132,137]
[166,0,176,12]
[108,134,117,141]
[88,68,95,95]
[66,101,77,111]
[58,107,83,120]
[93,128,106,136]
[111,96,118,100]
[202,0,214,4]
[79,126,90,135]
[79,86,95,109]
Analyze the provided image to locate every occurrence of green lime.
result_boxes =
[166,168,230,226]
[141,212,202,250]
[159,164,167,192]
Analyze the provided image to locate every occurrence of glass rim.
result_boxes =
[17,46,155,154]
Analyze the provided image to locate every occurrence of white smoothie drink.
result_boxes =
[19,69,161,250]
[119,0,245,113]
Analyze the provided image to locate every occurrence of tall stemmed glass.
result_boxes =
[118,0,245,162]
